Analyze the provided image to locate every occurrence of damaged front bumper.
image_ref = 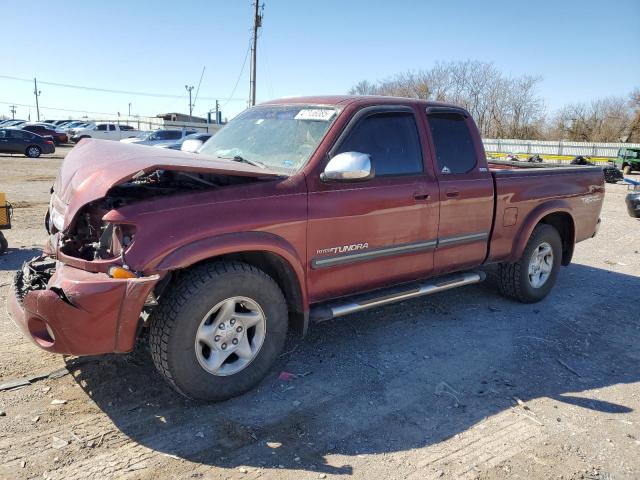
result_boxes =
[9,256,159,355]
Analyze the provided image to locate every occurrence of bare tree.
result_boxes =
[626,87,640,143]
[350,66,638,142]
[349,60,545,139]
[549,97,634,142]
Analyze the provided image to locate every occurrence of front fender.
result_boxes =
[151,231,308,309]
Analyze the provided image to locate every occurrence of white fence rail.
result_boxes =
[483,138,640,159]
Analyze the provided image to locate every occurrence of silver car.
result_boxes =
[121,129,197,147]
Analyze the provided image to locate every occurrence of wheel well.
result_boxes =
[538,212,574,266]
[175,251,306,335]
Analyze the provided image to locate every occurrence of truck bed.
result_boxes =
[486,160,604,264]
[488,159,602,172]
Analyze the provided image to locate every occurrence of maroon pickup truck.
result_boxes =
[10,96,604,401]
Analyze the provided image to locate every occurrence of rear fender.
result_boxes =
[510,200,575,263]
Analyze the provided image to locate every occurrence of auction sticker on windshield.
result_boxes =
[294,109,336,121]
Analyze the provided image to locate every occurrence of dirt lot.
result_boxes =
[0,147,639,480]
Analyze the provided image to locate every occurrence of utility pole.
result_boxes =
[10,105,16,119]
[249,0,263,106]
[128,103,132,117]
[33,78,41,121]
[215,99,219,124]
[185,85,194,122]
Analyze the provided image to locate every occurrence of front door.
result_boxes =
[424,109,494,273]
[307,106,439,302]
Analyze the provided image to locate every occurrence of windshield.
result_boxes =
[198,105,337,173]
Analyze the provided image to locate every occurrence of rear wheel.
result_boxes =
[149,261,288,401]
[25,145,41,158]
[498,224,562,303]
[623,165,632,175]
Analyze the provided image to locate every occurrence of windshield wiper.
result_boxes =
[218,155,266,169]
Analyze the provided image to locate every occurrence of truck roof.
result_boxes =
[261,95,463,110]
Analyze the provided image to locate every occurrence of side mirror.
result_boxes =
[181,139,203,153]
[321,151,374,182]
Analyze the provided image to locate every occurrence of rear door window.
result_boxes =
[335,112,423,176]
[427,113,477,174]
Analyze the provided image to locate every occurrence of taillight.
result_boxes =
[46,140,54,145]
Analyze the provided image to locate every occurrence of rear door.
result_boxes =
[5,129,27,153]
[107,124,118,139]
[424,108,494,273]
[0,130,10,152]
[307,106,439,302]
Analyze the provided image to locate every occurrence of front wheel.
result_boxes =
[150,261,288,401]
[25,145,41,158]
[498,224,562,303]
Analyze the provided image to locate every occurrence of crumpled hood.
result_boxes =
[53,139,281,230]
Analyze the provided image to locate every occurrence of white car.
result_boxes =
[70,123,140,142]
[120,129,198,147]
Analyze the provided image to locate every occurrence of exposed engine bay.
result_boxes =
[55,169,264,261]
[14,256,57,301]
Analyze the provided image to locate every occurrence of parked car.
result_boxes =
[66,122,94,138]
[155,132,213,151]
[0,119,22,127]
[9,96,604,401]
[20,124,68,145]
[1,120,27,128]
[0,128,55,157]
[46,120,77,127]
[70,123,140,142]
[614,148,640,175]
[121,129,197,147]
[60,121,89,132]
[623,178,640,218]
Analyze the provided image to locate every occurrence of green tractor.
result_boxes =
[615,148,640,175]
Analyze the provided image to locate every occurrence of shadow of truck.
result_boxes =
[66,263,639,476]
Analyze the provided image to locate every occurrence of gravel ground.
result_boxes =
[0,147,639,480]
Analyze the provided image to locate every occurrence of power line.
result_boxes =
[193,66,206,110]
[221,40,252,109]
[0,74,246,102]
[0,99,136,117]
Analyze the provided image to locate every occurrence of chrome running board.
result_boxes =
[310,271,486,322]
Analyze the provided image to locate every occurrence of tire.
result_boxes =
[498,224,562,303]
[76,135,90,143]
[0,233,7,255]
[150,261,288,401]
[25,145,41,158]
[623,165,632,175]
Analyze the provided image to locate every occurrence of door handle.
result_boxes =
[445,190,460,198]
[413,192,431,201]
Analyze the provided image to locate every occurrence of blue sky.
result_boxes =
[1,0,638,121]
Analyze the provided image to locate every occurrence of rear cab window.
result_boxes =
[335,111,423,176]
[427,112,476,174]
